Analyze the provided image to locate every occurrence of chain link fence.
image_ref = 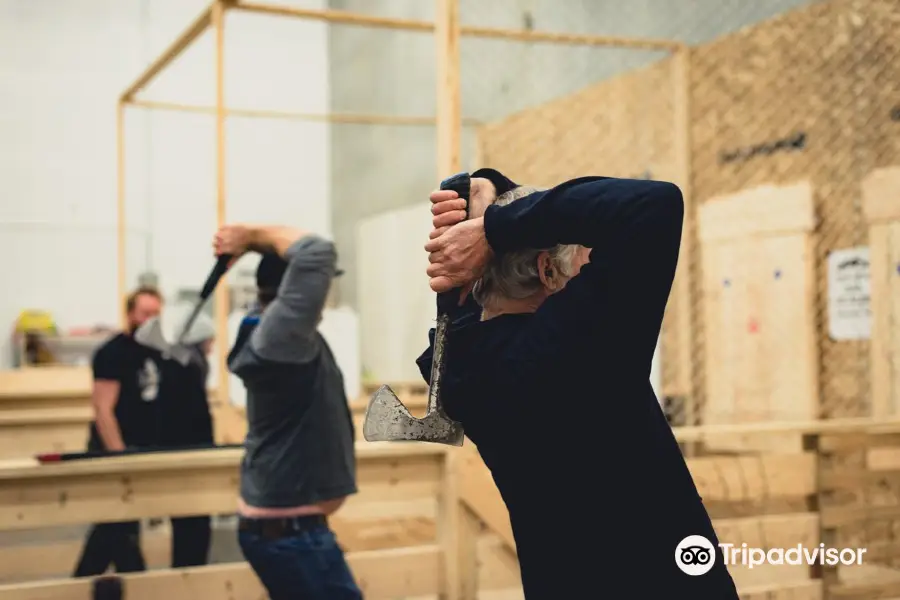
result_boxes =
[459,0,900,440]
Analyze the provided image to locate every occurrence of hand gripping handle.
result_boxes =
[439,172,471,219]
[436,172,471,317]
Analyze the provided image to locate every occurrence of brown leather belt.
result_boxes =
[237,514,327,540]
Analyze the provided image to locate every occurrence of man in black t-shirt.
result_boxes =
[73,288,216,576]
[73,286,164,576]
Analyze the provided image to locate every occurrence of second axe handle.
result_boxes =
[201,254,235,300]
[177,253,235,344]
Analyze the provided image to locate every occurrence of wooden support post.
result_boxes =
[804,432,838,598]
[116,101,127,329]
[435,2,462,596]
[438,450,461,600]
[435,0,461,181]
[213,1,230,405]
[671,44,699,458]
[458,503,481,600]
[671,45,694,410]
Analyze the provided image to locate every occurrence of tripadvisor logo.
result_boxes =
[720,543,867,569]
[675,535,867,575]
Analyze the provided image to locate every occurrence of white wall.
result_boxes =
[357,202,436,383]
[0,0,331,369]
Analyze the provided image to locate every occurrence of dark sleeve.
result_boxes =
[249,234,337,364]
[91,338,123,382]
[484,176,684,370]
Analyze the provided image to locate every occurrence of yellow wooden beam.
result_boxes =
[739,580,822,600]
[460,24,681,52]
[120,3,215,101]
[0,443,446,530]
[231,1,433,31]
[0,366,91,402]
[0,547,442,600]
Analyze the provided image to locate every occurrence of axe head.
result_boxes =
[363,385,464,446]
[133,317,193,366]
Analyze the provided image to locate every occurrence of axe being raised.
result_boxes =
[134,254,233,366]
[362,173,471,446]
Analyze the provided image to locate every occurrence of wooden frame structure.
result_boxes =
[115,0,688,405]
[115,0,447,405]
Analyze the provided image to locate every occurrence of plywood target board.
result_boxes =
[699,182,818,451]
[863,166,900,418]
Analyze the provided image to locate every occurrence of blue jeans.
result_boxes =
[238,520,362,600]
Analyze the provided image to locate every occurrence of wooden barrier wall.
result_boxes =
[0,366,250,456]
[0,373,526,598]
[0,443,464,599]
[0,367,426,459]
[455,419,900,599]
[0,367,93,459]
[862,166,900,418]
[6,366,900,597]
[689,0,899,422]
[698,182,818,451]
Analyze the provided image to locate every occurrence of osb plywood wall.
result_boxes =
[477,57,678,186]
[478,0,899,422]
[691,0,899,419]
[476,58,690,401]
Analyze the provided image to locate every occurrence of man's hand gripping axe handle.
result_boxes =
[362,173,470,446]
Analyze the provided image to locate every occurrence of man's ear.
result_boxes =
[537,251,556,290]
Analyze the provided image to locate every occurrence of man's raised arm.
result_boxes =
[425,174,684,372]
[487,175,684,367]
[244,226,337,364]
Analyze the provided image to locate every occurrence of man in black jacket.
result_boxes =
[417,170,739,599]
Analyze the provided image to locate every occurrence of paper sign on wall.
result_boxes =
[827,246,871,340]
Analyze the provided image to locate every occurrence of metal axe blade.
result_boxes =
[363,310,464,445]
[362,172,470,446]
[363,384,464,446]
[133,317,193,366]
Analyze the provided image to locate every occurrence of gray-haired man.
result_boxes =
[417,169,739,599]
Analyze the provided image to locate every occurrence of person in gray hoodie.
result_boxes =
[214,223,359,600]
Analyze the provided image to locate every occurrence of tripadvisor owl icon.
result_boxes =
[676,535,716,576]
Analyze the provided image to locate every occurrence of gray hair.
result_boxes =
[473,186,579,309]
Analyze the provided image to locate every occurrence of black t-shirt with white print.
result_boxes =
[88,332,165,450]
